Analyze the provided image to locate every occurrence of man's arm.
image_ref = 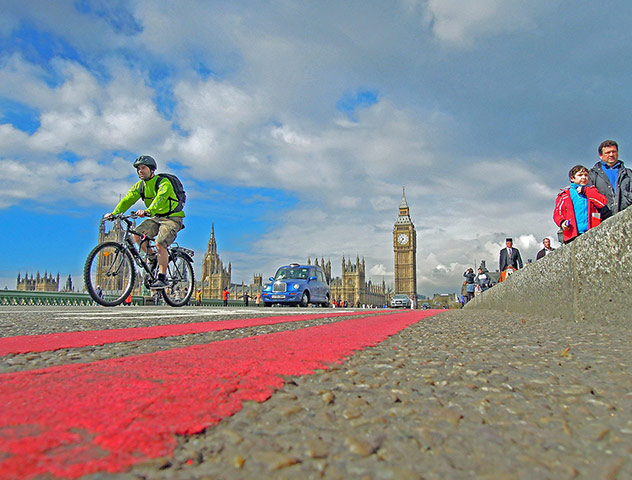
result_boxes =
[110,182,142,216]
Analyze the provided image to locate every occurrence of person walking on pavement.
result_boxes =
[499,238,523,272]
[536,238,555,260]
[222,287,229,307]
[463,268,476,302]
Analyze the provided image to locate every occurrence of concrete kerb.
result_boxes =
[466,206,632,324]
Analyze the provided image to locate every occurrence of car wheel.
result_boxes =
[322,293,330,308]
[299,291,309,307]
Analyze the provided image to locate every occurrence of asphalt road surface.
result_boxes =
[0,306,630,479]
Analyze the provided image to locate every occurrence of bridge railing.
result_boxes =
[0,290,98,306]
[0,290,245,307]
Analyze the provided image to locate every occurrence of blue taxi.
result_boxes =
[262,263,330,307]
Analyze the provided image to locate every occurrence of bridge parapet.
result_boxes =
[0,290,238,307]
[466,205,632,324]
[0,290,99,306]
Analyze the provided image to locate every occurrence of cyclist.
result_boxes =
[104,155,184,289]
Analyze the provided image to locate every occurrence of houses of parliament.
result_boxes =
[19,189,418,303]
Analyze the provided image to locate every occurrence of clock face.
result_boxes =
[397,233,409,245]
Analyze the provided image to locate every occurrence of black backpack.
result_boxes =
[139,173,186,216]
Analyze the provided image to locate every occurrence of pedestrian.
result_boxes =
[222,287,229,306]
[124,293,132,306]
[463,268,476,302]
[536,238,555,260]
[588,140,632,220]
[95,285,104,299]
[243,292,249,306]
[554,165,607,244]
[195,289,202,306]
[256,292,261,306]
[499,238,523,273]
[475,267,491,292]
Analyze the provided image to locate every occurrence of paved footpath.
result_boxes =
[0,306,630,479]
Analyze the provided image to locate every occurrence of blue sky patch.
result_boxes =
[74,0,143,36]
[336,89,379,119]
[0,98,40,134]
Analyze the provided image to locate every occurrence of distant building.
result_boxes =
[202,223,231,300]
[311,256,390,307]
[393,187,417,300]
[16,272,59,292]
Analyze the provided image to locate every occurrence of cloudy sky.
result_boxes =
[1,1,630,296]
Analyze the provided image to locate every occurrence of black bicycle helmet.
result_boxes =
[133,155,157,170]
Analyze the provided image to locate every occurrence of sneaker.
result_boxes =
[150,277,169,289]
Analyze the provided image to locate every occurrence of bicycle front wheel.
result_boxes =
[84,241,136,306]
[162,253,195,307]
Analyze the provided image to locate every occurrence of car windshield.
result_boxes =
[275,267,309,280]
[393,295,409,299]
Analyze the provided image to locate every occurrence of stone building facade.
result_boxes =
[310,256,390,307]
[16,272,60,291]
[393,187,417,300]
[201,224,231,300]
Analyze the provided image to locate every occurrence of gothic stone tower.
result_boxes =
[202,223,231,299]
[393,187,417,299]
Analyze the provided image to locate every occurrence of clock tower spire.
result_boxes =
[393,186,417,300]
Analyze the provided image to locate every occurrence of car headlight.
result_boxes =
[292,283,300,290]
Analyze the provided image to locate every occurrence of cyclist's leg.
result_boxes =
[155,217,184,276]
[135,218,160,255]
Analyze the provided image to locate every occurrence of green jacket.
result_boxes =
[112,175,185,217]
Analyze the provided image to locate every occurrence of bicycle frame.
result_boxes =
[116,215,156,276]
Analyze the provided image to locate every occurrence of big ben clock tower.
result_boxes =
[393,187,417,300]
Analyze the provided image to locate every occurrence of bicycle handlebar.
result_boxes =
[104,212,153,222]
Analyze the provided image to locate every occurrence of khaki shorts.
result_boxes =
[136,217,184,247]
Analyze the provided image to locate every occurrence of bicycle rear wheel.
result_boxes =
[84,241,136,306]
[161,252,194,307]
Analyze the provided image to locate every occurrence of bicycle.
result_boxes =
[83,214,195,307]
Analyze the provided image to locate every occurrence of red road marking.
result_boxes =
[0,311,384,356]
[0,310,439,479]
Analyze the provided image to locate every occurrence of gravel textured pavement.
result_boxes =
[0,306,630,479]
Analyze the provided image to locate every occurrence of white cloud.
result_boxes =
[0,1,611,296]
[419,0,559,48]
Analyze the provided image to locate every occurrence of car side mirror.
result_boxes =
[269,277,275,282]
[309,276,317,281]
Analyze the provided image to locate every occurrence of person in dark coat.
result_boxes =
[589,140,632,220]
[536,238,555,260]
[463,268,476,302]
[499,238,523,272]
